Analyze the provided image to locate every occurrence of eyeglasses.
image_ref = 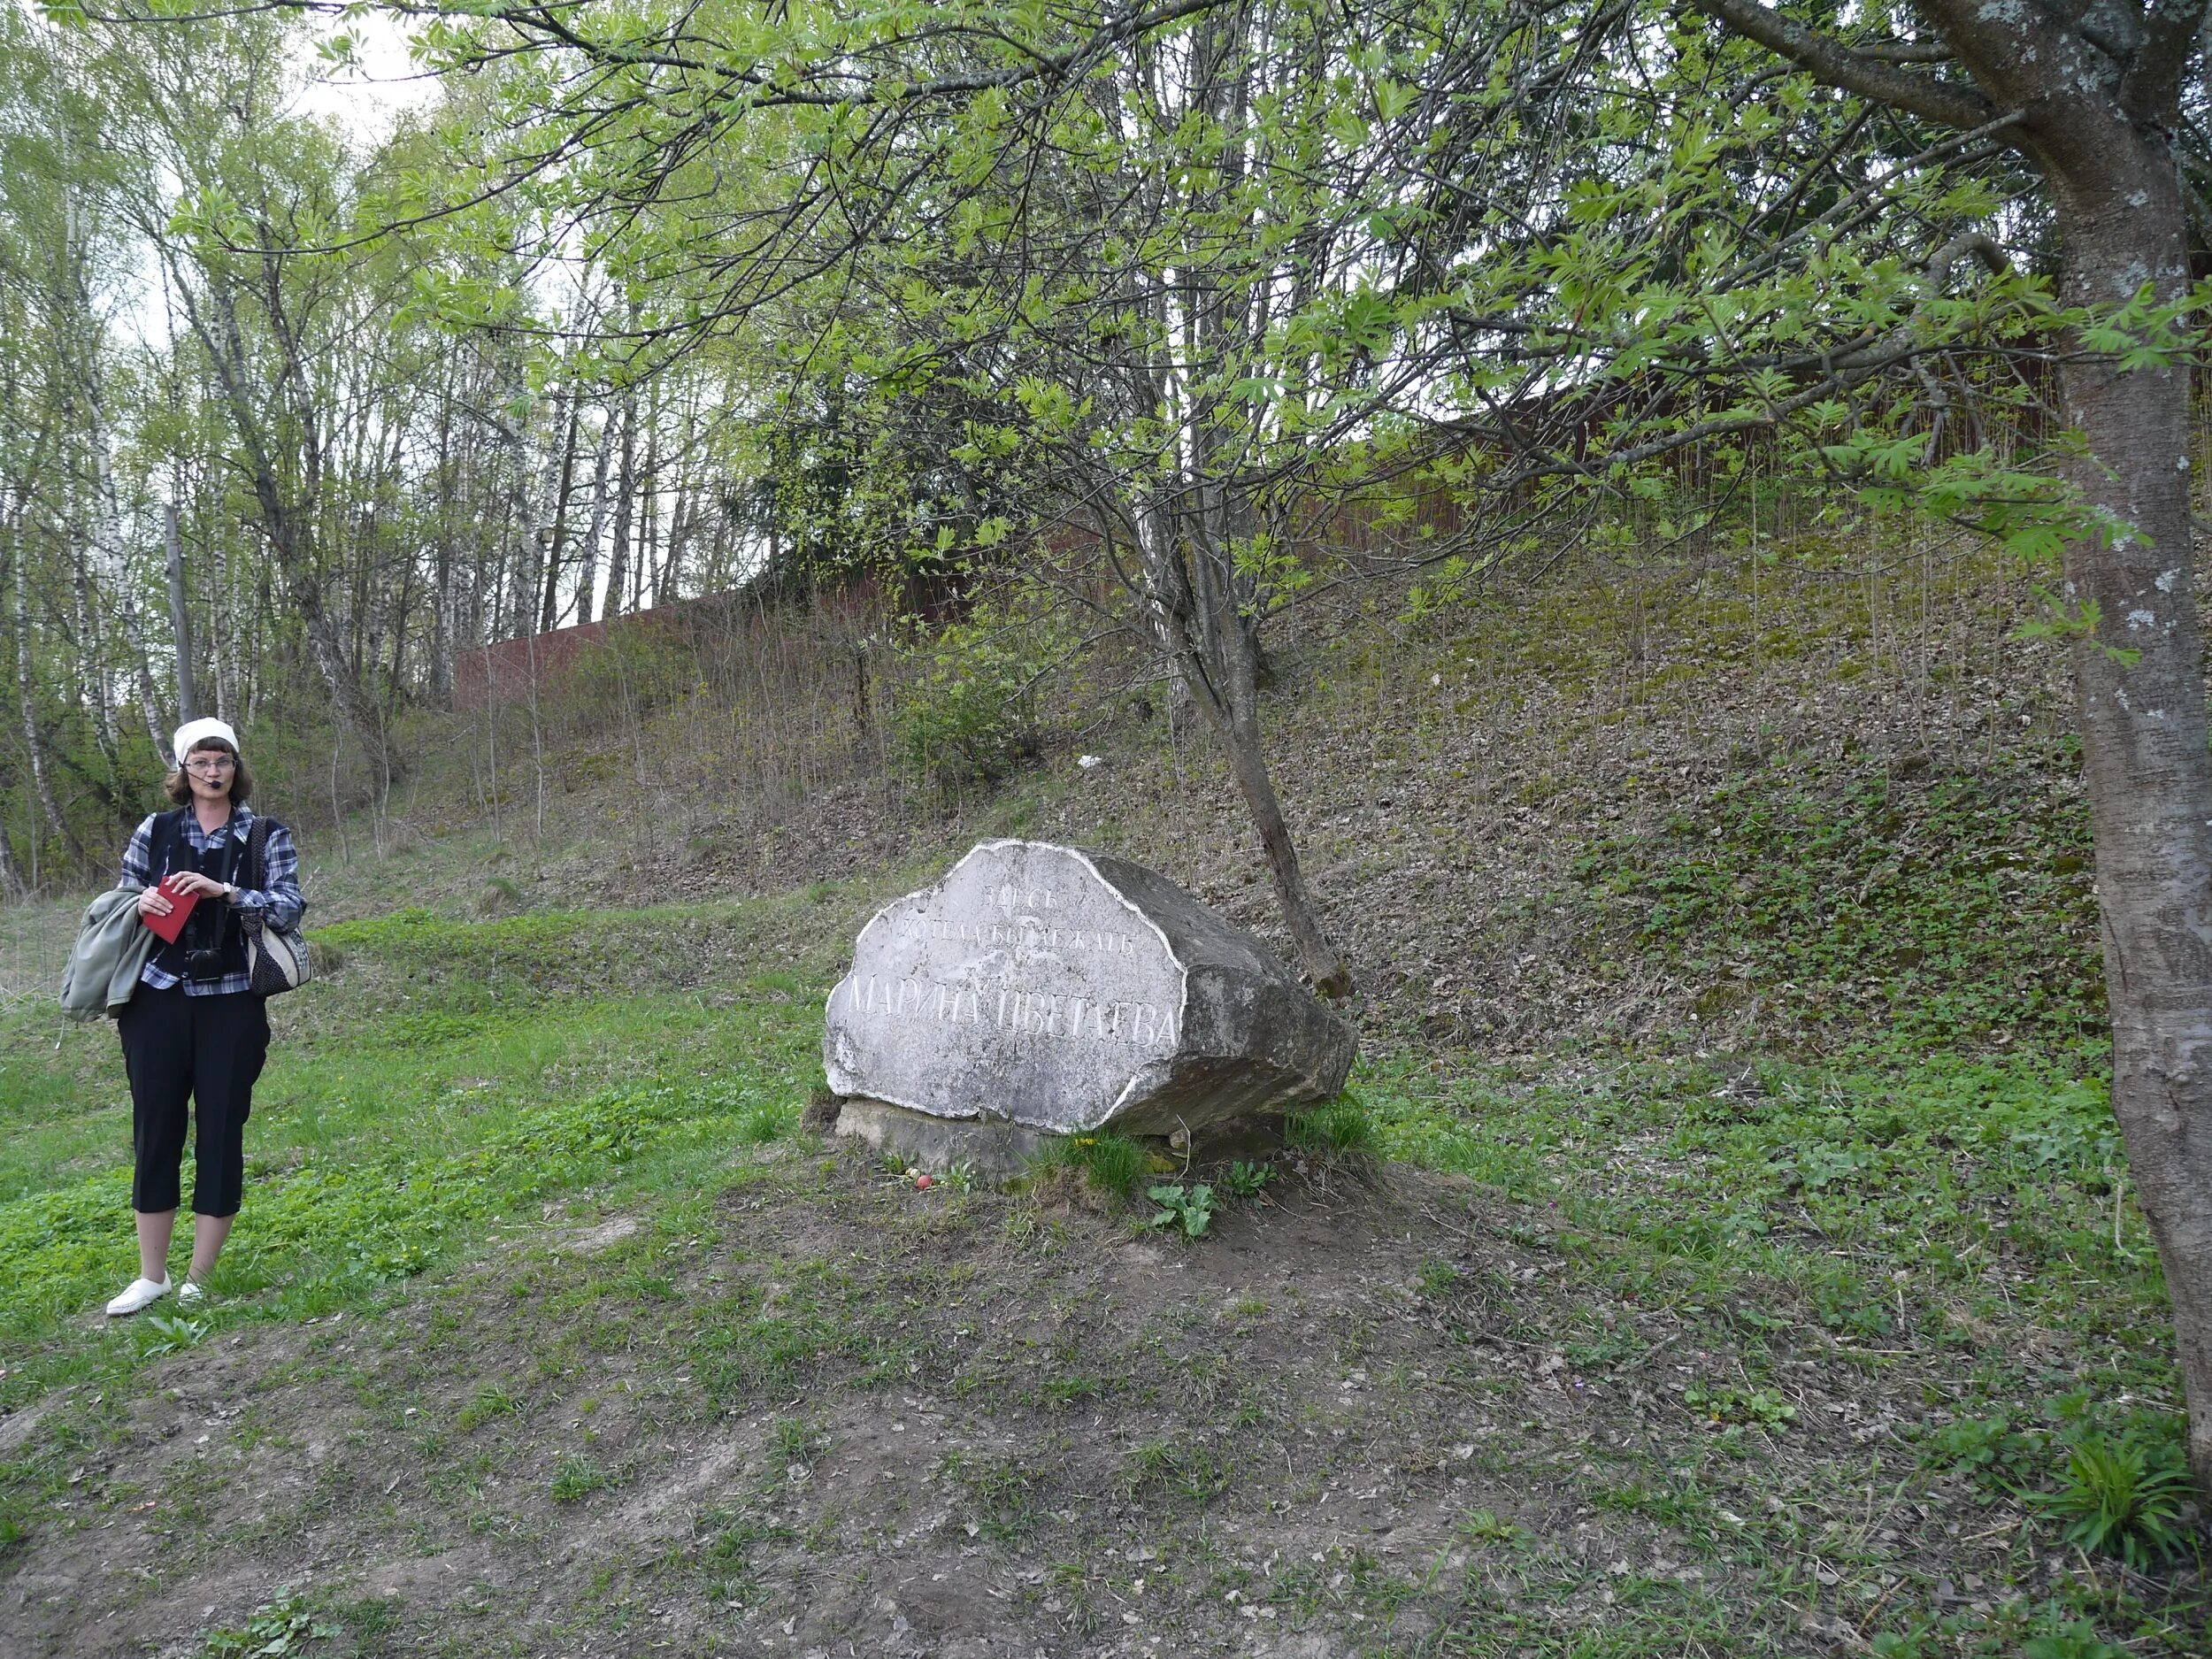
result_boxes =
[184,756,237,775]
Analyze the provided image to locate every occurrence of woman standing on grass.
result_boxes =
[103,718,304,1318]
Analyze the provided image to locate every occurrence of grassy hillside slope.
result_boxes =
[0,534,2199,1657]
[282,532,2102,1054]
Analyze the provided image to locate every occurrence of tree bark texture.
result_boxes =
[71,524,116,763]
[576,403,616,627]
[1913,0,2212,1506]
[428,372,455,708]
[91,432,172,768]
[165,503,197,727]
[10,526,81,861]
[2046,141,2212,1494]
[208,495,235,723]
[634,403,659,616]
[604,390,636,622]
[540,388,581,634]
[70,261,171,770]
[0,808,25,899]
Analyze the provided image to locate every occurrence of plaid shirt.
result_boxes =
[118,806,305,995]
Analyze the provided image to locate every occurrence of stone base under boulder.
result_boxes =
[832,1096,1286,1181]
[833,1098,1056,1179]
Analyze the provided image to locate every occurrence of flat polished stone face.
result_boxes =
[824,841,1187,1132]
[826,841,1356,1140]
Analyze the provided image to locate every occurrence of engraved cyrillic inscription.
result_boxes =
[825,841,1187,1130]
[841,973,1178,1048]
[889,916,1141,956]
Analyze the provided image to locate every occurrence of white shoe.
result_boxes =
[177,1280,205,1310]
[105,1276,171,1317]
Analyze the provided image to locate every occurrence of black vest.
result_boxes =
[146,809,250,983]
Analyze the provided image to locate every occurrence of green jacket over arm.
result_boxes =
[59,887,157,1019]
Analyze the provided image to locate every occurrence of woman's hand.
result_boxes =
[136,886,175,920]
[165,872,229,900]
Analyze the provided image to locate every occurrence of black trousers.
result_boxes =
[117,985,270,1217]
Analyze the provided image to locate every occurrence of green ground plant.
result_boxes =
[1032,1131,1149,1198]
[2020,1621,2130,1659]
[1216,1160,1272,1202]
[136,1314,210,1358]
[476,875,523,915]
[198,1594,336,1657]
[1920,1408,2051,1495]
[1681,1381,1795,1428]
[455,1383,523,1432]
[935,1449,1038,1540]
[1283,1096,1377,1156]
[896,593,1071,787]
[1146,1181,1216,1239]
[549,1456,611,1502]
[2031,1430,2198,1571]
[1455,1508,1525,1546]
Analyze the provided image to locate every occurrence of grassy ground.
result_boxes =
[0,883,2201,1656]
[1,537,2205,1655]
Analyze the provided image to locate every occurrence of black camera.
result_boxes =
[185,948,226,981]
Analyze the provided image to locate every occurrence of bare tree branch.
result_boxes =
[1680,0,1998,129]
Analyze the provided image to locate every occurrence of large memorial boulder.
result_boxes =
[824,841,1355,1160]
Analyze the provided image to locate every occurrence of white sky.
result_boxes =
[293,12,442,143]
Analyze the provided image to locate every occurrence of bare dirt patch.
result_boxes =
[561,1216,642,1256]
[9,1136,2177,1658]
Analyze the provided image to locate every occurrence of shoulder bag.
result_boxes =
[238,815,312,997]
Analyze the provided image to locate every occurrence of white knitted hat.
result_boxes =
[172,717,241,764]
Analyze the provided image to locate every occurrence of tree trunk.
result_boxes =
[10,531,82,862]
[603,389,636,622]
[575,403,615,626]
[0,809,26,899]
[164,503,196,728]
[661,483,691,602]
[1217,684,1351,999]
[75,315,170,769]
[636,382,663,612]
[170,264,395,786]
[2045,134,2212,1494]
[209,496,235,722]
[97,485,171,768]
[115,586,173,770]
[428,373,455,707]
[491,350,534,643]
[1687,0,2212,1500]
[540,389,582,634]
[71,528,116,764]
[56,171,118,769]
[1138,494,1352,997]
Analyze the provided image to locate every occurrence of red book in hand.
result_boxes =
[141,874,201,944]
